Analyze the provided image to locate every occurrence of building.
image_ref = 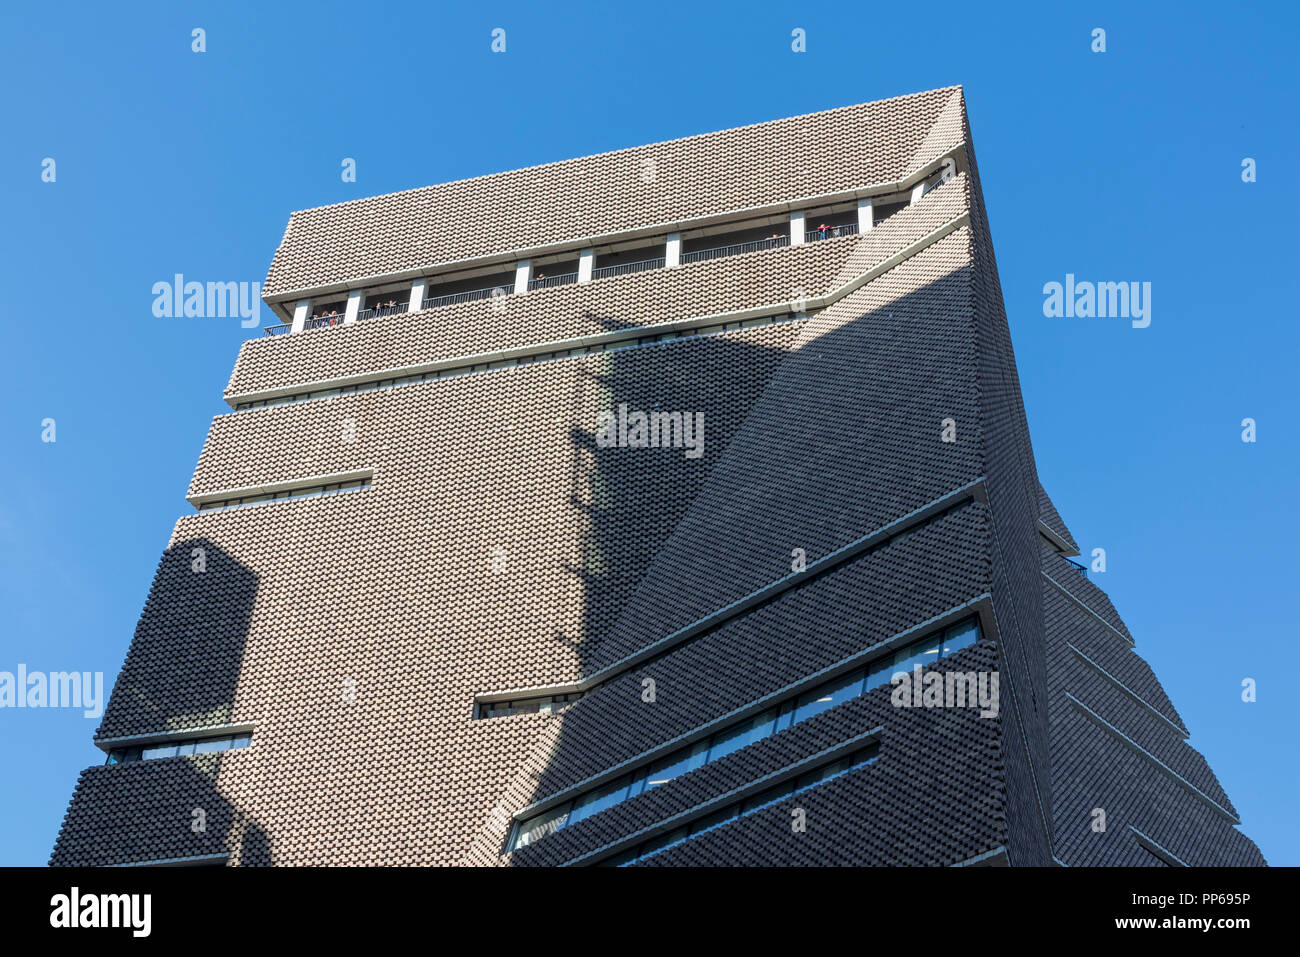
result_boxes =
[51,86,1265,867]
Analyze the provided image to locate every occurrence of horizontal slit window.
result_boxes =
[195,477,371,514]
[507,616,982,853]
[604,745,881,866]
[107,731,252,765]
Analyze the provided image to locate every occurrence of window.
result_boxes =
[864,654,895,692]
[604,745,880,866]
[645,740,709,789]
[942,619,979,656]
[890,637,941,683]
[507,617,982,853]
[514,806,570,849]
[706,709,777,763]
[569,775,634,826]
[477,692,584,719]
[196,478,370,513]
[791,669,865,724]
[107,731,253,764]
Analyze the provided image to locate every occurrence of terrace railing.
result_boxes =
[357,301,409,321]
[267,226,840,338]
[591,256,665,279]
[423,284,513,309]
[527,271,579,291]
[680,235,788,264]
[805,223,860,242]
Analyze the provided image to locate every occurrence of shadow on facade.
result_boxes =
[50,537,274,866]
[513,261,997,860]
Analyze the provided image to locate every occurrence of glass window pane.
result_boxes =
[515,805,570,849]
[626,766,650,799]
[195,736,232,754]
[865,655,894,691]
[142,743,179,760]
[774,700,796,731]
[942,619,979,656]
[567,774,632,825]
[791,669,864,725]
[689,804,738,836]
[230,734,252,749]
[795,757,850,791]
[601,847,640,867]
[891,638,941,682]
[740,782,791,814]
[646,740,709,789]
[640,826,689,857]
[852,745,881,766]
[175,741,196,756]
[706,709,777,763]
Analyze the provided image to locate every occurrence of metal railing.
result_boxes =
[527,271,579,291]
[305,313,343,330]
[592,256,665,279]
[423,284,512,309]
[1065,558,1089,579]
[805,223,860,242]
[357,302,409,321]
[262,312,350,335]
[264,226,829,339]
[681,235,788,264]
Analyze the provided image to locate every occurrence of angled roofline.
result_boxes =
[281,86,964,221]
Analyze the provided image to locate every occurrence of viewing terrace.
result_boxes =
[261,165,954,337]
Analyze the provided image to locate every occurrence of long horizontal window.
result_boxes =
[477,692,584,718]
[509,617,980,852]
[600,744,881,866]
[236,314,804,411]
[106,732,252,764]
[195,477,370,513]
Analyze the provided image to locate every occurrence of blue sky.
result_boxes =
[1,1,1295,866]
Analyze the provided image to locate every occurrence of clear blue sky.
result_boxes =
[1,1,1295,866]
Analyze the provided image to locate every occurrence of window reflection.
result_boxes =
[508,617,982,852]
